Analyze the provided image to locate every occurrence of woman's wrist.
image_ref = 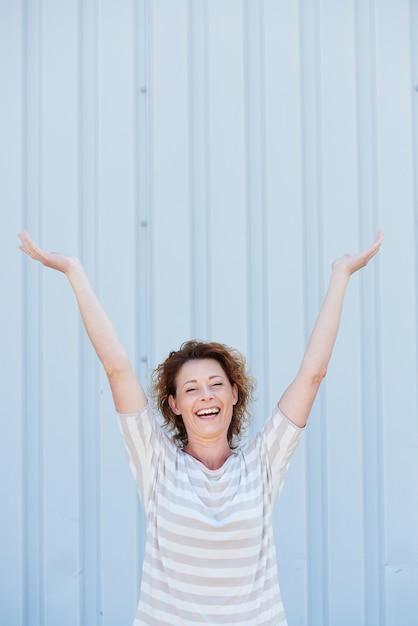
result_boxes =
[66,257,84,279]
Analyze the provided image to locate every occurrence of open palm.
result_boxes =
[18,230,80,275]
[332,230,384,276]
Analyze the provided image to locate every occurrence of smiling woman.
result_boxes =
[151,339,255,451]
[17,229,383,626]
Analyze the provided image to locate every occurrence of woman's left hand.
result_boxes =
[332,230,384,277]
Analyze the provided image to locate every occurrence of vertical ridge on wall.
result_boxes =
[98,1,141,622]
[206,0,248,348]
[299,1,328,622]
[263,2,307,620]
[1,0,24,619]
[144,0,156,377]
[42,0,81,620]
[376,0,418,621]
[354,0,385,623]
[412,3,418,614]
[78,0,101,622]
[134,0,152,596]
[150,0,192,361]
[188,0,211,340]
[243,0,269,429]
[244,0,269,430]
[22,0,45,623]
[320,3,363,621]
[134,0,151,402]
[411,0,418,418]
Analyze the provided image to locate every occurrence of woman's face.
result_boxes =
[168,358,238,447]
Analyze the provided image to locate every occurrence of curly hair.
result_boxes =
[150,340,256,449]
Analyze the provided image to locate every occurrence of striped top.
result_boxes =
[118,403,303,625]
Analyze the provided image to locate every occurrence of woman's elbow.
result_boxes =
[303,365,327,389]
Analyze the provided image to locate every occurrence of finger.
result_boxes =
[18,229,32,242]
[364,231,384,257]
[18,234,45,262]
[364,237,383,264]
[17,232,28,247]
[372,230,384,249]
[18,231,36,254]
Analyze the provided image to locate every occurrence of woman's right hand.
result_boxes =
[18,230,81,275]
[18,229,147,413]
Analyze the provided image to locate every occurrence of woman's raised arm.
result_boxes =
[278,231,384,428]
[18,230,147,414]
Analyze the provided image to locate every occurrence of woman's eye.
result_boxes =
[185,387,196,393]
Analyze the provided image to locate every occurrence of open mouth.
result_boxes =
[196,408,220,419]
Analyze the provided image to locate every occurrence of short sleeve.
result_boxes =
[117,403,163,513]
[259,403,304,505]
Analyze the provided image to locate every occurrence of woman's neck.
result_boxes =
[183,441,234,470]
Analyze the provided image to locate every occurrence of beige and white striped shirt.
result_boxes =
[118,403,303,625]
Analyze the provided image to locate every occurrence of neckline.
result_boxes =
[182,448,238,473]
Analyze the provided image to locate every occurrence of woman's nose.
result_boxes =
[201,386,213,400]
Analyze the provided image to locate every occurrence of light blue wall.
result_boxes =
[1,1,418,625]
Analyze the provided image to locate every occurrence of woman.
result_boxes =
[18,229,383,625]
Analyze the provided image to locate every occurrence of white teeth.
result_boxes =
[196,408,219,417]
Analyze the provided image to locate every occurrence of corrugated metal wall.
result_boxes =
[1,1,418,625]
